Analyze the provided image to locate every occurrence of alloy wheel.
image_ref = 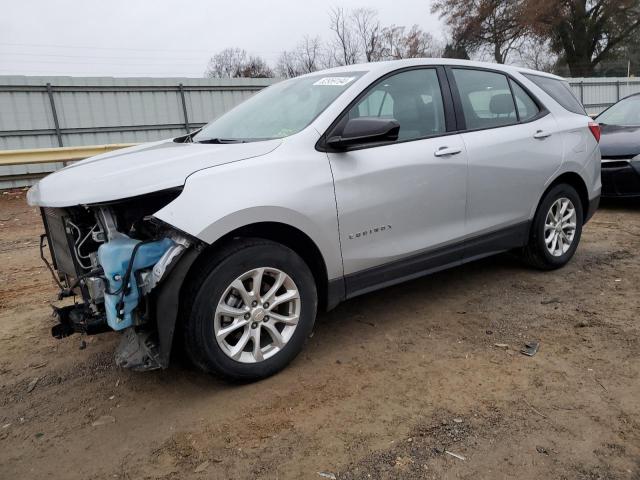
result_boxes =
[214,268,301,363]
[544,197,577,257]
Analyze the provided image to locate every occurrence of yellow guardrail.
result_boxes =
[0,143,138,167]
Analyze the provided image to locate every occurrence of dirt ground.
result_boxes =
[0,189,639,480]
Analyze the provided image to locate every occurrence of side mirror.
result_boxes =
[326,117,400,150]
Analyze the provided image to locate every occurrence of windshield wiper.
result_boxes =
[196,138,244,144]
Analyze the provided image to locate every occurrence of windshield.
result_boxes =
[597,95,640,126]
[193,72,365,143]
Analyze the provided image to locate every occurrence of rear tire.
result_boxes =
[182,238,317,381]
[522,183,583,270]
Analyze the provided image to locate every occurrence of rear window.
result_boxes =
[452,69,517,130]
[523,73,585,115]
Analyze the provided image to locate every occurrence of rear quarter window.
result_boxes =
[523,73,585,115]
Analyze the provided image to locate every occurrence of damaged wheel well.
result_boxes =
[158,222,336,367]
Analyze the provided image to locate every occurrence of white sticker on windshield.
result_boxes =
[313,76,356,86]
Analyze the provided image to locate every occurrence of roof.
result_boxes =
[306,58,565,81]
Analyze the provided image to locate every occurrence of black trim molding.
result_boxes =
[344,221,530,299]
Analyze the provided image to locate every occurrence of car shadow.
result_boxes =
[599,196,640,211]
[158,250,525,388]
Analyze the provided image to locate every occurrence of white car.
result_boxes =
[28,59,601,380]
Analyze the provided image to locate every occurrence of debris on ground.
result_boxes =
[91,415,116,427]
[521,341,540,357]
[26,377,39,393]
[318,472,337,479]
[194,461,210,473]
[541,298,561,305]
[494,343,509,349]
[536,446,549,455]
[445,450,466,461]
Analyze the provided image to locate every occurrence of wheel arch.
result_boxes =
[540,171,590,222]
[187,221,342,313]
[155,220,344,368]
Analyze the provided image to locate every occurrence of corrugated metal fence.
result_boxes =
[1,75,640,189]
[0,76,275,188]
[568,77,640,115]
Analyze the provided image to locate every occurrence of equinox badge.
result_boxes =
[348,224,392,240]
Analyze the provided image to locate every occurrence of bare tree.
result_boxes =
[518,38,557,73]
[276,36,325,78]
[276,51,299,78]
[236,56,273,78]
[276,6,447,78]
[328,6,360,65]
[205,48,246,78]
[403,25,442,58]
[378,25,441,60]
[205,48,272,78]
[351,8,382,62]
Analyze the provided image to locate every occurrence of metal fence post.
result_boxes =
[616,80,620,102]
[178,83,190,133]
[46,83,63,147]
[578,81,584,104]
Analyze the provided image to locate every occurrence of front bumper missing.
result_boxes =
[51,304,110,339]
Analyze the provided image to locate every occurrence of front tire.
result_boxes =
[522,184,583,270]
[182,239,317,381]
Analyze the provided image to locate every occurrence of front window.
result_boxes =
[345,68,446,141]
[597,95,640,127]
[193,72,364,143]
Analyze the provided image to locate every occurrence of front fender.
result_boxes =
[153,136,343,280]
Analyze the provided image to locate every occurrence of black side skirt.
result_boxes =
[341,220,530,300]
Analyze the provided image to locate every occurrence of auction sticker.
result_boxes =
[313,77,356,86]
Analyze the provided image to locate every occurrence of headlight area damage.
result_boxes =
[39,188,201,371]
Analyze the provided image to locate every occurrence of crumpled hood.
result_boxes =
[27,139,281,207]
[599,124,640,159]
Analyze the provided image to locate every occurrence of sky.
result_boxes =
[0,0,443,77]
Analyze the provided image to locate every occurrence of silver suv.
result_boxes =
[28,59,601,380]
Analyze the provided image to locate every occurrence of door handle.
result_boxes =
[434,146,462,157]
[533,130,552,139]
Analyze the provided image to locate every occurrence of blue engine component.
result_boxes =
[98,237,175,331]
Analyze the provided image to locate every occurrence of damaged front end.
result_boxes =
[39,188,198,371]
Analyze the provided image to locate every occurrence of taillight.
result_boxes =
[588,122,601,143]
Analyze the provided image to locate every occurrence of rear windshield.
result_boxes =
[523,73,585,115]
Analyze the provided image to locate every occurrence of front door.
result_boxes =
[326,67,468,296]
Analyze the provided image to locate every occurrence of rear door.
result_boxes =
[447,67,563,253]
[325,67,468,296]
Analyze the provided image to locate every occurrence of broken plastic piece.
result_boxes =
[521,341,540,357]
[114,328,162,371]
